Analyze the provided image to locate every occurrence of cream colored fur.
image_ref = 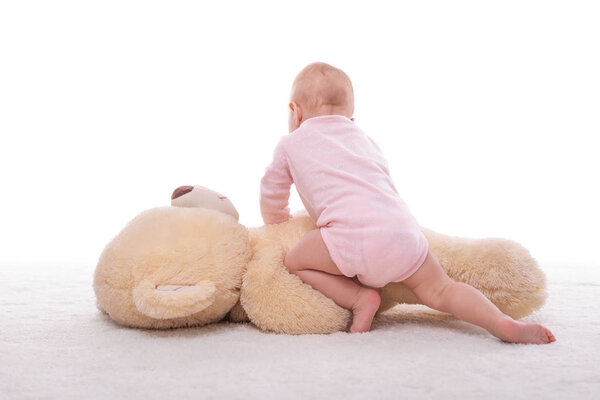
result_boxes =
[93,186,547,333]
[94,206,251,329]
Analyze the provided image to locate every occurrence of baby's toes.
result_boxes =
[538,327,554,344]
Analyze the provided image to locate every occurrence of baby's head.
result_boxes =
[289,62,354,132]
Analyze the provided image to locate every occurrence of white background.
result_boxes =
[1,1,598,268]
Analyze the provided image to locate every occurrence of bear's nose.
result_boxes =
[171,186,194,200]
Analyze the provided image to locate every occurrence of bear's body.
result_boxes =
[93,186,547,334]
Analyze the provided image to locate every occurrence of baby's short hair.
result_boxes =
[292,62,354,115]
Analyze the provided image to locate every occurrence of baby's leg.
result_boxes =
[284,229,381,333]
[403,250,556,344]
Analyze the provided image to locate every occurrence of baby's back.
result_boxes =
[275,114,428,287]
[279,114,411,228]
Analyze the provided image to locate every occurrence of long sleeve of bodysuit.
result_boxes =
[260,139,293,224]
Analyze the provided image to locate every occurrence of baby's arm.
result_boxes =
[260,141,293,224]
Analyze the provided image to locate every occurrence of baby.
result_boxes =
[260,62,555,344]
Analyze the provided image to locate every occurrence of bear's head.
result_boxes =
[93,186,251,329]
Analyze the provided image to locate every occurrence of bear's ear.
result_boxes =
[172,186,194,200]
[132,279,216,319]
[171,185,240,221]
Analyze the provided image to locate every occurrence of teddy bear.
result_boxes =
[93,185,547,334]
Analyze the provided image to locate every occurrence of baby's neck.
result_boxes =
[302,107,352,122]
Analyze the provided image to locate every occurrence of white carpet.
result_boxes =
[1,263,599,400]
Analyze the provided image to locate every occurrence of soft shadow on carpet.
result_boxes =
[1,263,599,399]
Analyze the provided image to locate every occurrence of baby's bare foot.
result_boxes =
[496,318,556,344]
[349,289,381,333]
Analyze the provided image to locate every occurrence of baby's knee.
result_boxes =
[283,249,300,273]
[415,281,452,311]
[427,281,469,312]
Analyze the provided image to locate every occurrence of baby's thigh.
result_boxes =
[284,229,343,275]
[402,250,452,295]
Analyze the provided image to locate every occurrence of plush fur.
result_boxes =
[93,186,547,334]
[94,206,251,329]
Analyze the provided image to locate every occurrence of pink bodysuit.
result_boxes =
[260,115,429,288]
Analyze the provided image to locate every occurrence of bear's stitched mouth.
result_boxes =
[155,284,195,292]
